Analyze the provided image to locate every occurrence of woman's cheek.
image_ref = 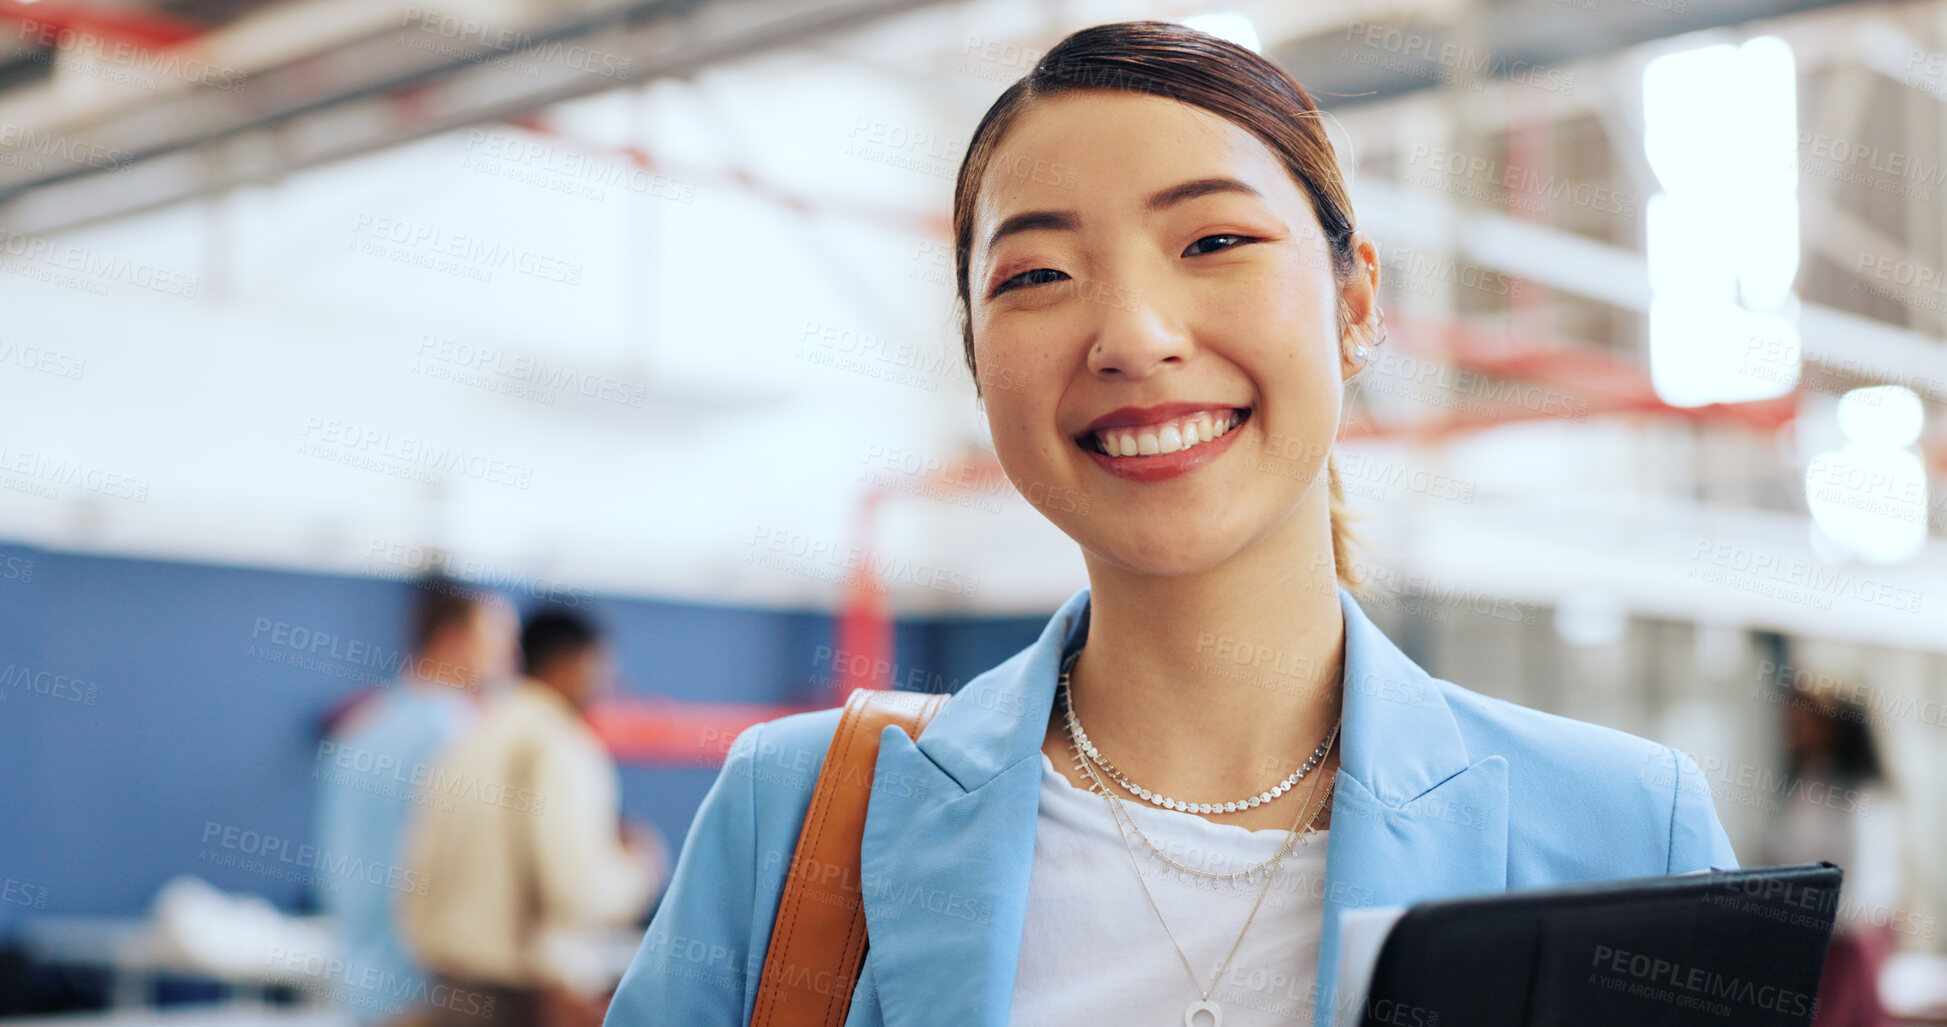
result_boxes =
[977,377,1043,466]
[1228,291,1340,393]
[981,319,1067,406]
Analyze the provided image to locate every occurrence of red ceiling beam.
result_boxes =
[1,1,206,51]
[488,117,952,239]
[1347,311,1801,444]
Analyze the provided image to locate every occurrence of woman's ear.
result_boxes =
[1338,232,1383,381]
[1341,232,1380,327]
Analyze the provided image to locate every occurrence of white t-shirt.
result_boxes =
[1008,750,1329,1026]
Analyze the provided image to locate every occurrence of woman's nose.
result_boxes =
[1082,279,1191,380]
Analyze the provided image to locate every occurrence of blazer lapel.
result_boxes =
[856,590,1090,1027]
[1311,589,1510,1027]
[850,586,1511,1027]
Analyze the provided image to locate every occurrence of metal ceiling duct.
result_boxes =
[0,0,953,234]
[1273,0,1862,107]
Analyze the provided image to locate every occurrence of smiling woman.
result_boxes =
[608,20,1737,1027]
[955,35,1372,566]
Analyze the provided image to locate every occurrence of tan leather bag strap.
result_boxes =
[749,687,948,1027]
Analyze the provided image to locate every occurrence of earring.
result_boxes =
[1345,344,1373,387]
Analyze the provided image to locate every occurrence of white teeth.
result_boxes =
[1092,410,1243,457]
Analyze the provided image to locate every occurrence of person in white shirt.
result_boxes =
[400,609,665,1027]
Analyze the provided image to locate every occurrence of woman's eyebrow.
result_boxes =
[986,210,1077,252]
[1144,176,1261,211]
[984,177,1264,252]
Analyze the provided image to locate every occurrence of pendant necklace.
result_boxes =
[1058,649,1339,1027]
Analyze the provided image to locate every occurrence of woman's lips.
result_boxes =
[1077,407,1252,483]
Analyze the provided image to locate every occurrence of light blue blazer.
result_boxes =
[607,588,1737,1026]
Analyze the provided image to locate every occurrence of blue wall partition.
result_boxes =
[0,542,1049,930]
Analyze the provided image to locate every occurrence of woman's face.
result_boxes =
[967,90,1375,577]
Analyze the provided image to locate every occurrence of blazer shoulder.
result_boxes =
[725,706,847,828]
[610,705,848,1025]
[1433,679,1734,878]
[1437,680,1669,781]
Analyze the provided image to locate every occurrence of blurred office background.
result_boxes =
[0,0,1945,1022]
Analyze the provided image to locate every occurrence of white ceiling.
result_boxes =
[0,0,1942,648]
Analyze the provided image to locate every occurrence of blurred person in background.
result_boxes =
[401,608,665,1027]
[314,580,518,1026]
[1765,685,1904,1027]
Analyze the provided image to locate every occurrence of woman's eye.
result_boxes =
[1183,234,1255,257]
[994,267,1070,295]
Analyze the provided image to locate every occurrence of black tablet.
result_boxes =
[1353,862,1843,1027]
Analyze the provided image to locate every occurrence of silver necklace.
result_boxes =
[1058,650,1340,1026]
[1061,678,1337,882]
[1061,652,1335,815]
